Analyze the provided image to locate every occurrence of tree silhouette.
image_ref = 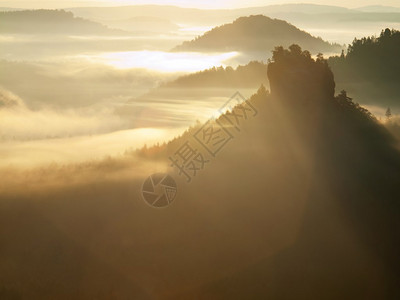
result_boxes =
[385,107,392,120]
[269,44,335,104]
[328,28,400,109]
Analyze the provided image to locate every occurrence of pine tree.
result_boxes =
[385,107,392,120]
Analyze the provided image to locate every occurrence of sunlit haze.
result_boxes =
[0,1,400,298]
[1,0,400,9]
[83,51,239,72]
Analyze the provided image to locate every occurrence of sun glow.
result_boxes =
[81,51,239,72]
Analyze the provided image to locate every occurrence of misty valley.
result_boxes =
[0,2,400,300]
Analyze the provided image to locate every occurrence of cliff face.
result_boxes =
[267,45,335,105]
[265,45,336,148]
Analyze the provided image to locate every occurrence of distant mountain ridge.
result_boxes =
[2,4,399,44]
[0,9,127,35]
[65,4,400,28]
[92,16,179,33]
[356,5,400,13]
[172,15,342,54]
[65,3,395,22]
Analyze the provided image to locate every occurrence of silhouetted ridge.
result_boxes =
[0,9,126,35]
[172,15,342,53]
[163,61,268,88]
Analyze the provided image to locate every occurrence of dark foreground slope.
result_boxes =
[169,45,400,299]
[1,46,399,299]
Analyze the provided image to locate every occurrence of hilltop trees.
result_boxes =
[268,44,335,104]
[343,28,400,81]
[328,29,400,109]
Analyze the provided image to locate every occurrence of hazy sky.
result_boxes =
[1,0,399,9]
